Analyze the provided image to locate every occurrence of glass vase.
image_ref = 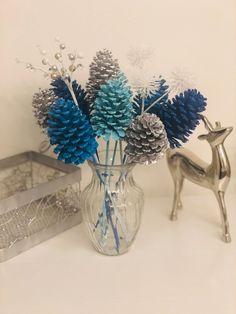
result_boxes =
[81,158,144,255]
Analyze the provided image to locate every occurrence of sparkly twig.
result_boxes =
[143,90,170,113]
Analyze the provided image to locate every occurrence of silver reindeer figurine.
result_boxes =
[167,115,233,242]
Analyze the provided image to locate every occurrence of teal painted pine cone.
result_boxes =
[91,75,133,141]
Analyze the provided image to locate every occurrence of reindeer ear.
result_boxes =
[198,134,208,141]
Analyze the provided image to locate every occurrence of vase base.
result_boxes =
[93,246,130,256]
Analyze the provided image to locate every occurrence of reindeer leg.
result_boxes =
[170,177,183,220]
[215,191,231,243]
[177,178,184,210]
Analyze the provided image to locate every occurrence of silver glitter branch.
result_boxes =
[143,70,195,113]
[169,68,195,95]
[143,90,169,113]
[127,48,196,114]
[17,38,84,108]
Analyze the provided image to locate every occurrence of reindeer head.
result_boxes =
[198,115,233,146]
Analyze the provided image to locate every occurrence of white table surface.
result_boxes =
[1,193,236,314]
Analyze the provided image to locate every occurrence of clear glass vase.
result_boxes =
[81,158,144,255]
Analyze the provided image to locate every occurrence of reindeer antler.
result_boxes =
[215,121,221,128]
[199,114,214,131]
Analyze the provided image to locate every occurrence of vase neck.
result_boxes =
[88,160,135,173]
[88,160,135,188]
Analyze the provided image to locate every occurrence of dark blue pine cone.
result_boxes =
[51,78,89,117]
[48,98,98,165]
[152,89,207,148]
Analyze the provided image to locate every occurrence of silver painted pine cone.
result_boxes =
[32,89,57,131]
[86,49,120,109]
[125,113,169,164]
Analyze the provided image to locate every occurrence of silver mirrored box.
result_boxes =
[0,151,82,262]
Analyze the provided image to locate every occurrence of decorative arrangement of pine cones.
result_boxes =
[20,40,208,255]
[24,41,207,166]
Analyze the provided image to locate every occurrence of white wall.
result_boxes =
[1,0,236,196]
